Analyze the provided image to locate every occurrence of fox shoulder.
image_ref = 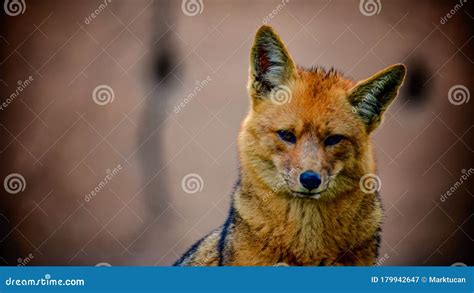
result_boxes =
[174,229,222,266]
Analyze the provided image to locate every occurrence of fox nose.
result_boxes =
[299,171,321,191]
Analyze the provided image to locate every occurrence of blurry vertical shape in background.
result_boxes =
[133,0,181,264]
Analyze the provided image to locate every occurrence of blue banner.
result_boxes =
[0,266,472,292]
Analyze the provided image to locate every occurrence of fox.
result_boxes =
[175,25,406,266]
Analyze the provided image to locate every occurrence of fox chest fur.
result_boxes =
[228,182,382,266]
[175,25,405,266]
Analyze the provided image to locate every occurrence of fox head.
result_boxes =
[238,26,406,200]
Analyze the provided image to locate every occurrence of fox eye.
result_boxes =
[325,135,344,146]
[277,130,296,144]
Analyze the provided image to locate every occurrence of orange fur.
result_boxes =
[175,26,406,266]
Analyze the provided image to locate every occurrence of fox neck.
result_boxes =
[234,161,380,258]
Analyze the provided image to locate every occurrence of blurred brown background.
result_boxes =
[0,0,473,266]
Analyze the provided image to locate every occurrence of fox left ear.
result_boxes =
[248,26,297,102]
[348,64,406,133]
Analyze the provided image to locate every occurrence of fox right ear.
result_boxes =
[348,64,406,133]
[248,26,297,102]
